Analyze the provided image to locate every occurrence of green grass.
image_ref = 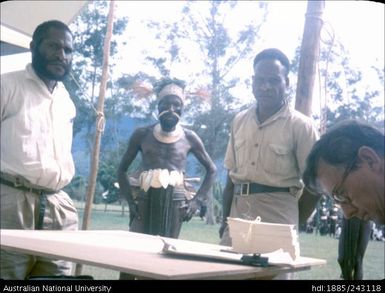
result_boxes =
[74,202,385,280]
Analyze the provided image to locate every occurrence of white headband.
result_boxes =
[158,84,185,103]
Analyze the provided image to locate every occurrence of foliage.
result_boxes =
[65,1,384,223]
[317,40,384,131]
[138,0,269,162]
[291,39,384,133]
[142,1,269,224]
[63,0,131,203]
[67,0,269,172]
[63,175,87,201]
[65,0,129,141]
[64,174,104,204]
[292,39,385,232]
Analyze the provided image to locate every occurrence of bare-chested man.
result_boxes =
[117,78,216,238]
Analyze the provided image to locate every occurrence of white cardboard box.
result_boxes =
[227,217,300,260]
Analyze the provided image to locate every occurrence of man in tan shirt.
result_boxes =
[219,49,319,251]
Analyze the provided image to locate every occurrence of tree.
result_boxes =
[291,39,384,132]
[63,0,129,200]
[318,40,384,131]
[65,1,128,151]
[292,37,384,235]
[145,1,269,161]
[139,1,269,224]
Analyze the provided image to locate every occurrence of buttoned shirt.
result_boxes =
[1,64,76,190]
[224,103,319,191]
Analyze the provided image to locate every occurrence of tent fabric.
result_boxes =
[1,1,88,53]
[0,41,29,56]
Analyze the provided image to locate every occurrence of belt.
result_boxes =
[0,175,57,195]
[234,182,290,196]
[0,173,58,230]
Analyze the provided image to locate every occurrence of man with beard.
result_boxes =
[117,78,216,240]
[1,20,78,279]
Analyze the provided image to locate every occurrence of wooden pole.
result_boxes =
[296,1,325,226]
[295,0,325,116]
[75,0,115,276]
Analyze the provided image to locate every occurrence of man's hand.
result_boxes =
[219,221,228,238]
[183,198,201,222]
[128,200,140,225]
[298,187,321,225]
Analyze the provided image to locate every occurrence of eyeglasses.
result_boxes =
[331,156,357,204]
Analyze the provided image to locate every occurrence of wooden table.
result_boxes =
[0,229,326,280]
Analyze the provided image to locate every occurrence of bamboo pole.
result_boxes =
[295,0,325,116]
[75,0,115,276]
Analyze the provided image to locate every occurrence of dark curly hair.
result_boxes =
[153,77,186,96]
[32,20,72,47]
[303,119,384,194]
[253,48,290,77]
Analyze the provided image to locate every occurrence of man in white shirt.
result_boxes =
[1,20,78,279]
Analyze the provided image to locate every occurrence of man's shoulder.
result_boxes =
[181,126,194,135]
[182,127,205,147]
[182,127,198,140]
[1,68,26,82]
[129,125,154,143]
[134,124,154,134]
[232,105,255,124]
[1,69,29,102]
[284,107,319,136]
[1,65,38,91]
[287,108,314,125]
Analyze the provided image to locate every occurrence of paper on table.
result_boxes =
[261,249,295,265]
[160,238,296,266]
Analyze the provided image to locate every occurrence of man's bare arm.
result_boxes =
[298,187,321,225]
[117,128,146,204]
[219,173,234,238]
[187,130,217,203]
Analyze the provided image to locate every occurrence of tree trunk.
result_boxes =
[295,0,325,236]
[295,0,325,116]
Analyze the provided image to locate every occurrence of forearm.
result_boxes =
[298,187,321,225]
[117,171,134,204]
[194,166,216,202]
[221,175,234,222]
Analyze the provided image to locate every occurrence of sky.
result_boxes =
[259,1,384,67]
[112,1,384,68]
[3,1,383,69]
[1,1,384,114]
[112,0,384,114]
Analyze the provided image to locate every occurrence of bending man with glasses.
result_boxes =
[303,120,384,225]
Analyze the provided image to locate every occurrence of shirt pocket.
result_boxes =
[234,138,247,169]
[263,144,295,176]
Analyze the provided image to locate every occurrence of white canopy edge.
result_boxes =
[1,25,31,49]
[1,1,88,48]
